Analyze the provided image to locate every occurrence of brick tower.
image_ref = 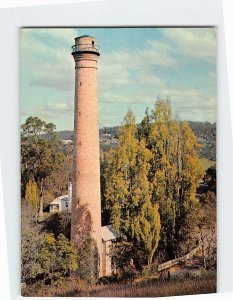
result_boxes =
[71,35,102,276]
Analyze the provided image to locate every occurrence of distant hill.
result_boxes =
[188,122,216,161]
[57,121,216,161]
[57,130,74,140]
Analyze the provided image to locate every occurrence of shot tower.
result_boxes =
[71,36,102,276]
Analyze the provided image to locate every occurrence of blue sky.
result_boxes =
[20,27,216,130]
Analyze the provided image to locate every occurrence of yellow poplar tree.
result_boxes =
[144,99,204,258]
[105,110,161,268]
[25,179,39,210]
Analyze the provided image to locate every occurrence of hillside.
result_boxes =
[57,121,216,161]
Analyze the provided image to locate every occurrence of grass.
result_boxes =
[22,274,216,297]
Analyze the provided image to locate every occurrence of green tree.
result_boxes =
[105,110,161,268]
[205,165,216,192]
[55,234,78,277]
[39,233,78,284]
[144,99,204,259]
[39,233,57,284]
[76,236,99,284]
[100,150,111,226]
[21,116,66,217]
[43,212,71,239]
[21,208,44,283]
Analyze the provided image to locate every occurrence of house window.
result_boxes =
[66,202,68,208]
[54,205,59,212]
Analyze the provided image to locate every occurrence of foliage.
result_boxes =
[42,212,71,239]
[104,100,205,271]
[25,179,39,210]
[105,109,161,268]
[197,191,216,270]
[21,116,67,217]
[188,121,216,161]
[109,240,134,271]
[21,208,44,283]
[142,100,204,259]
[21,203,78,285]
[76,236,99,284]
[40,233,78,283]
[204,165,216,193]
[100,150,111,226]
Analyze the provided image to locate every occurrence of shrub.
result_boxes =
[39,233,78,284]
[76,236,99,284]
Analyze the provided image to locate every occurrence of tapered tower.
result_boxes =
[71,35,102,276]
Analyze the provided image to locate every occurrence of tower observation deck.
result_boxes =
[71,35,100,57]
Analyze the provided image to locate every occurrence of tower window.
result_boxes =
[92,41,94,47]
[78,111,81,116]
[79,141,81,146]
[80,81,82,86]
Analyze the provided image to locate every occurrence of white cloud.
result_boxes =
[158,87,216,123]
[43,100,74,113]
[21,28,78,91]
[162,28,216,64]
[21,28,216,128]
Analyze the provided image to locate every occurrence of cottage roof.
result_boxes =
[101,225,120,241]
[50,194,68,205]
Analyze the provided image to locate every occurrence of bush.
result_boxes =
[142,263,158,276]
[39,233,78,284]
[42,212,71,239]
[21,223,44,283]
[76,236,99,284]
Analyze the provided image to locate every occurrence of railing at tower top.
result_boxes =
[72,43,100,53]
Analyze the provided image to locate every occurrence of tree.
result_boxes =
[197,191,216,270]
[39,233,78,284]
[105,110,161,269]
[25,179,39,210]
[39,233,57,284]
[104,99,204,268]
[142,100,204,259]
[21,206,44,283]
[21,202,78,285]
[21,116,66,217]
[76,236,99,284]
[205,165,216,192]
[42,211,71,239]
[100,150,111,226]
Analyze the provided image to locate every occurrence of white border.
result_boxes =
[1,0,233,299]
[0,0,102,8]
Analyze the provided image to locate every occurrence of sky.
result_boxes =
[20,27,216,131]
